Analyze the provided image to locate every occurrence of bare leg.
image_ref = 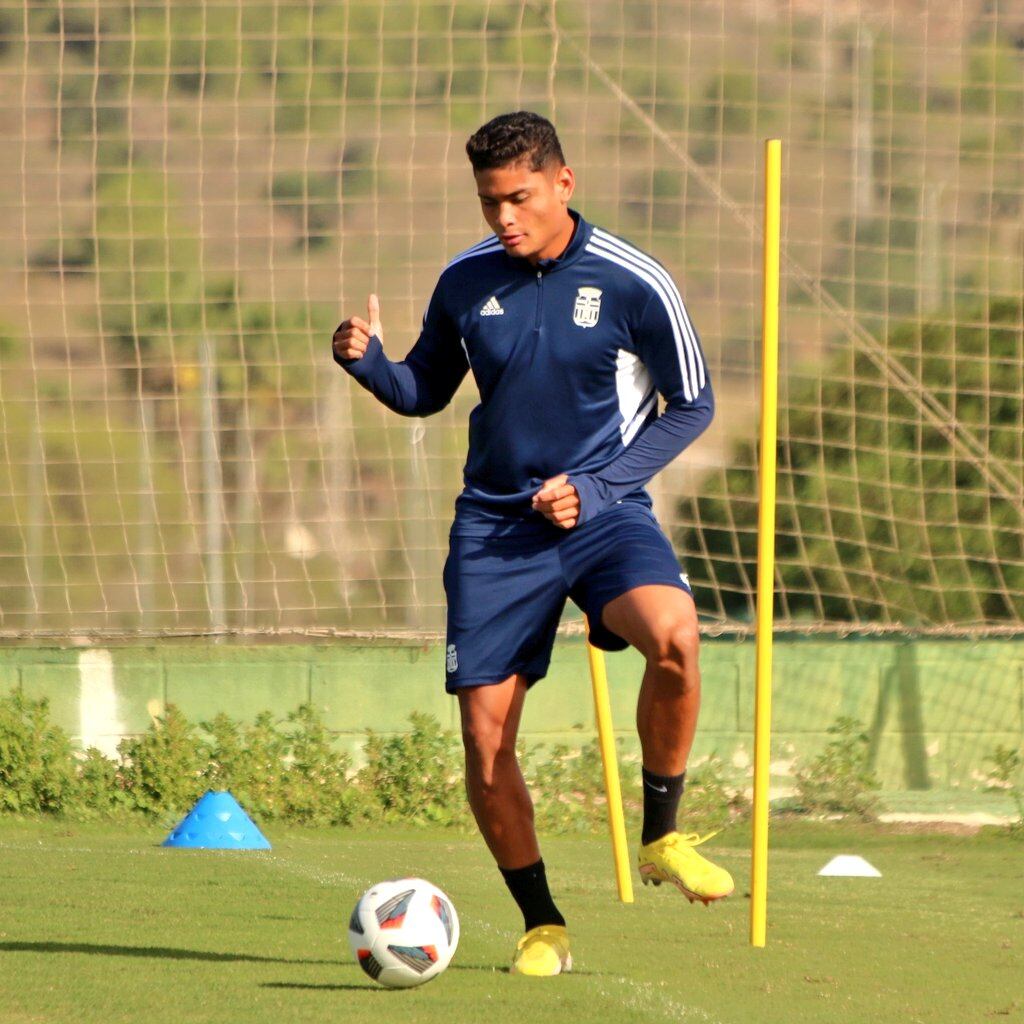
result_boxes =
[602,585,733,901]
[457,674,539,869]
[600,585,701,775]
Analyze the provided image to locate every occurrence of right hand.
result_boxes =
[332,293,383,364]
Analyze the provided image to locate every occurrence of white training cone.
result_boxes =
[818,854,881,877]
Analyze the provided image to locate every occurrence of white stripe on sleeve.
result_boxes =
[591,228,705,390]
[585,240,697,401]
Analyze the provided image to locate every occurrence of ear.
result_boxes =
[554,163,575,204]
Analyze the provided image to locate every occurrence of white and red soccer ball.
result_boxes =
[347,878,460,989]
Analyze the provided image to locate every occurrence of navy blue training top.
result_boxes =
[341,210,714,536]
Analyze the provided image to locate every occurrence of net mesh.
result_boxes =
[1,0,1021,637]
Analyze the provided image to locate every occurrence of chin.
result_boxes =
[508,239,537,259]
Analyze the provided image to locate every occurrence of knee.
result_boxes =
[644,619,700,689]
[462,715,516,787]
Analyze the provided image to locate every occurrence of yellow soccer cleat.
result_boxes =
[638,831,734,905]
[510,924,573,977]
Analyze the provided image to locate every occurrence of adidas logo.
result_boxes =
[480,296,504,316]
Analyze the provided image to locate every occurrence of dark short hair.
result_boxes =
[465,111,565,172]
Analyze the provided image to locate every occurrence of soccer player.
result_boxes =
[333,111,732,977]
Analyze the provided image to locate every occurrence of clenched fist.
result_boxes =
[532,473,581,529]
[332,293,383,364]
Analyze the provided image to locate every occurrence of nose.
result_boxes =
[498,202,517,228]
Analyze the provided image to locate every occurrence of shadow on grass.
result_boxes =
[4,942,605,981]
[0,941,339,966]
[262,982,392,993]
[262,962,604,992]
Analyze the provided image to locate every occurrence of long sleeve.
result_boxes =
[338,282,468,417]
[568,287,714,525]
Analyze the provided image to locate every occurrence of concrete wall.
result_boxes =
[1,638,1021,796]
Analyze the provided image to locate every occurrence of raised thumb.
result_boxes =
[367,293,383,339]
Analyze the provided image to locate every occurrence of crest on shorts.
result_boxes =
[446,644,458,674]
[572,286,603,328]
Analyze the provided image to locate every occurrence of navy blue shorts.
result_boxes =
[442,502,691,693]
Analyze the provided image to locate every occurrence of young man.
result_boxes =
[333,111,732,977]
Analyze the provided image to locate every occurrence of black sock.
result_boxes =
[641,767,686,846]
[499,859,566,932]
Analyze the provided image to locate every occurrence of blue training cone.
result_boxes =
[163,790,271,850]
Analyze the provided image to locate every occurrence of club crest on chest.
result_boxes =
[573,286,603,328]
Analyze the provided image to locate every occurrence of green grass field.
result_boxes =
[0,819,1020,1024]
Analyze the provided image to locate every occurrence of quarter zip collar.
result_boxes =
[509,209,591,274]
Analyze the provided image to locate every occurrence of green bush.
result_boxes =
[202,711,289,821]
[525,742,749,836]
[791,717,881,820]
[75,747,131,817]
[0,696,750,836]
[358,712,466,827]
[117,704,207,816]
[0,693,79,814]
[277,704,361,827]
[122,701,394,826]
[527,740,619,834]
[985,744,1023,838]
[682,755,751,834]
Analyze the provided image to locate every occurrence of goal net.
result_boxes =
[1,0,1021,637]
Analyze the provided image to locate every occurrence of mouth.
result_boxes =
[500,233,525,246]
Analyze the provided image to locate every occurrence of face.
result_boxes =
[474,159,576,263]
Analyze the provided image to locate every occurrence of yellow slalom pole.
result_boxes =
[751,138,782,948]
[584,617,634,904]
